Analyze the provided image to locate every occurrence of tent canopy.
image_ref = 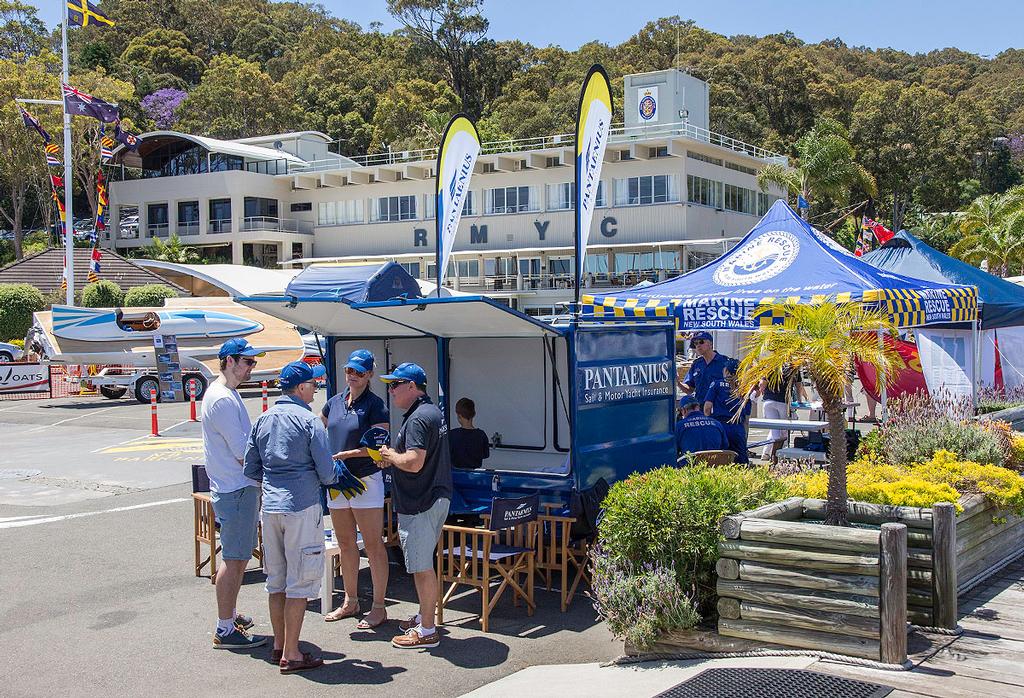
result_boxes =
[284,261,423,302]
[582,200,978,330]
[862,230,1024,330]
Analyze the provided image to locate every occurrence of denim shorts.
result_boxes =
[397,497,450,574]
[211,485,261,561]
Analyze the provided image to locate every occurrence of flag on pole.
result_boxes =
[62,83,119,122]
[19,106,51,143]
[66,0,114,28]
[100,126,114,160]
[434,114,480,292]
[87,246,102,283]
[797,195,809,210]
[870,220,895,245]
[574,64,613,297]
[50,174,64,188]
[45,142,61,166]
[95,171,108,232]
[114,120,140,150]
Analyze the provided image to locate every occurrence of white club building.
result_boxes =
[107,69,788,317]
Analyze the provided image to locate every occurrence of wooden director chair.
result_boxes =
[437,494,539,632]
[192,464,263,584]
[537,503,591,612]
[684,449,737,467]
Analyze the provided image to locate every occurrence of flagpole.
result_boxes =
[61,1,75,305]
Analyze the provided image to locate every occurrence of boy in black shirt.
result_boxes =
[448,397,490,470]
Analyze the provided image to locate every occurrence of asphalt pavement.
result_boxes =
[0,390,617,697]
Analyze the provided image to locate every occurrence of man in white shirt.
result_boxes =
[201,337,266,650]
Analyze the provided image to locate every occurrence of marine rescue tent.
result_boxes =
[581,200,979,331]
[863,230,1024,390]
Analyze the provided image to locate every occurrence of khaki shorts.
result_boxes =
[397,497,449,574]
[261,504,324,599]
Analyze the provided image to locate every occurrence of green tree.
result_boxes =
[735,302,901,526]
[757,117,876,219]
[948,187,1024,276]
[371,78,460,150]
[119,29,206,89]
[81,279,125,308]
[133,233,201,263]
[177,54,302,138]
[124,283,178,307]
[0,0,47,59]
[0,282,45,340]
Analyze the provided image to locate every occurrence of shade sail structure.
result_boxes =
[581,200,978,330]
[862,230,1024,330]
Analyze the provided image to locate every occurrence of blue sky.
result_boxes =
[26,0,1023,57]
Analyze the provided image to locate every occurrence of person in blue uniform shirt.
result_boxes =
[680,331,729,400]
[676,395,728,457]
[704,358,752,463]
[320,349,391,627]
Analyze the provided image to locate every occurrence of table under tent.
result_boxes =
[862,230,1024,394]
[581,200,980,410]
[238,262,678,512]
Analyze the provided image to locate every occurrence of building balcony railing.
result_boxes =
[239,217,313,235]
[177,222,200,236]
[146,223,169,238]
[451,269,683,292]
[208,218,233,234]
[289,120,788,175]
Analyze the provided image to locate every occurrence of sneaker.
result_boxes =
[234,613,254,631]
[213,627,267,650]
[392,627,440,649]
[397,614,421,632]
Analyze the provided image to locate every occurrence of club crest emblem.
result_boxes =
[713,231,800,286]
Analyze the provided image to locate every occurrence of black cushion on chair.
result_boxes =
[192,464,211,493]
[569,478,609,540]
[487,494,539,531]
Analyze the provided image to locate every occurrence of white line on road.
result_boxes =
[29,406,122,432]
[0,498,188,529]
[0,514,49,523]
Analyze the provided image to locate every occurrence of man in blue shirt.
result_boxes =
[244,361,337,674]
[676,395,728,457]
[704,359,752,464]
[680,331,729,401]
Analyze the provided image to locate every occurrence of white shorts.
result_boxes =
[261,503,324,599]
[327,470,385,510]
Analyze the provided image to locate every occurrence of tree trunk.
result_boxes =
[822,394,850,527]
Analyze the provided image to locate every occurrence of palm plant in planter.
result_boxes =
[734,302,902,526]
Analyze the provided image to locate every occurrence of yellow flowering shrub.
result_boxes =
[786,450,1024,515]
[1010,434,1024,469]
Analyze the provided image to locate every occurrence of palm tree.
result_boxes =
[758,117,877,220]
[734,302,902,526]
[134,234,201,264]
[948,187,1024,277]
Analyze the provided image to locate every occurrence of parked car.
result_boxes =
[119,215,139,238]
[0,342,24,362]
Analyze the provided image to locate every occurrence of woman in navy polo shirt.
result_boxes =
[321,349,390,627]
[704,359,752,464]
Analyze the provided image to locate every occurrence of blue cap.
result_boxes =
[344,349,375,374]
[380,362,427,386]
[689,331,713,345]
[278,360,326,389]
[725,358,740,374]
[219,337,263,359]
[679,395,701,409]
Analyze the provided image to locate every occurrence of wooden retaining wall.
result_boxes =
[716,498,908,664]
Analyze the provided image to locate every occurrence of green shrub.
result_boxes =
[81,280,125,308]
[0,283,46,341]
[598,464,788,615]
[124,284,178,307]
[589,549,700,651]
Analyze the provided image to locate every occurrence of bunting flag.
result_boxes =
[871,220,895,245]
[434,114,480,291]
[88,246,102,283]
[66,0,114,28]
[46,153,61,166]
[50,174,64,188]
[45,142,62,167]
[19,106,51,143]
[574,64,613,296]
[114,120,140,150]
[62,83,120,123]
[95,171,108,232]
[854,229,866,257]
[100,126,114,160]
[797,194,809,210]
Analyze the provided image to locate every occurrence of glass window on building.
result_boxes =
[486,186,538,214]
[372,195,417,222]
[484,257,516,276]
[177,200,199,223]
[687,175,723,208]
[585,254,609,274]
[244,197,278,219]
[614,175,675,205]
[209,198,231,233]
[546,182,604,210]
[757,192,778,216]
[318,200,364,226]
[423,191,475,220]
[455,259,480,278]
[724,184,756,214]
[518,257,541,276]
[548,257,573,275]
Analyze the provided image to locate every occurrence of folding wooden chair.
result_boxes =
[537,503,592,612]
[685,449,737,466]
[192,464,220,583]
[437,494,539,632]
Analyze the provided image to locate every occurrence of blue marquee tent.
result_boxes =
[284,261,423,303]
[581,200,978,330]
[862,230,1024,330]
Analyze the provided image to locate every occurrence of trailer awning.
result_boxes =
[353,297,563,338]
[238,296,426,337]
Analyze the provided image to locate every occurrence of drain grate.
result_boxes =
[654,668,892,698]
[0,468,42,480]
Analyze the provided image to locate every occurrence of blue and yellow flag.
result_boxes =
[574,65,613,297]
[434,114,480,293]
[67,0,114,27]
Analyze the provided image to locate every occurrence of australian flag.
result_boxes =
[19,106,51,143]
[114,120,140,150]
[63,83,119,123]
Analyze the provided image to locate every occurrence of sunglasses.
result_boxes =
[690,339,707,347]
[234,356,258,366]
[387,380,409,392]
[345,367,367,377]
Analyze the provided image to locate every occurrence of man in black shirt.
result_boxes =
[449,397,490,469]
[378,362,451,649]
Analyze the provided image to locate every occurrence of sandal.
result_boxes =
[324,602,360,622]
[280,652,324,674]
[356,603,388,630]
